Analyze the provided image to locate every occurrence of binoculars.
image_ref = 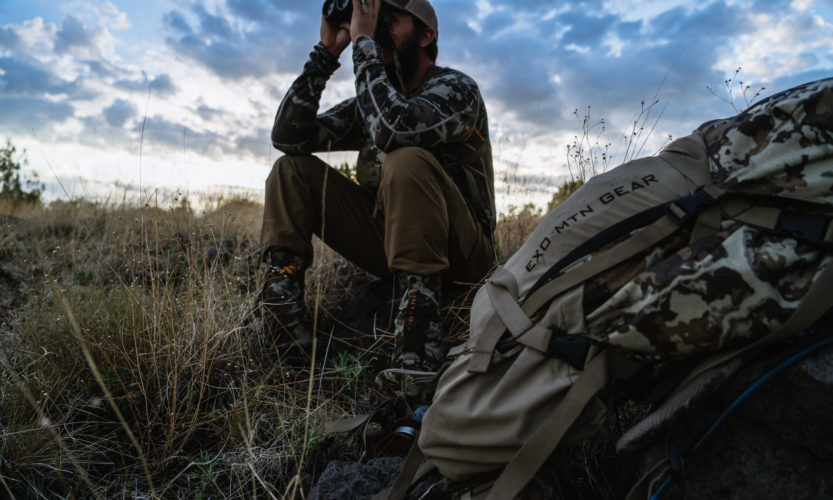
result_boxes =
[322,0,352,25]
[322,0,394,47]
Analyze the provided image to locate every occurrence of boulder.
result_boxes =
[639,342,833,499]
[309,457,404,500]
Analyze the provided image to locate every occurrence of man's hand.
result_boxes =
[351,0,380,42]
[321,16,351,58]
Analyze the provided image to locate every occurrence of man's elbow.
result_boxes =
[271,129,303,155]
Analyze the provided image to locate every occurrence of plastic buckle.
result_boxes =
[545,331,601,370]
[665,188,716,225]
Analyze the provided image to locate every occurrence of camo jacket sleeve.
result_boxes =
[352,36,481,152]
[271,43,364,154]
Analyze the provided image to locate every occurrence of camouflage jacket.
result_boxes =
[271,37,496,232]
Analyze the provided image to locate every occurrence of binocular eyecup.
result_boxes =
[322,0,352,26]
[321,0,395,48]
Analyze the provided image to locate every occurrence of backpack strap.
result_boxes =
[468,266,553,373]
[483,350,610,500]
[471,187,727,373]
[372,439,438,500]
[521,212,683,316]
[492,259,833,500]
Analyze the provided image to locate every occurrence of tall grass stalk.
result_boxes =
[59,291,157,496]
[0,179,556,496]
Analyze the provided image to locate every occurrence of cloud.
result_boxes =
[56,15,94,50]
[163,10,192,34]
[0,25,21,49]
[132,116,229,160]
[227,0,306,21]
[195,104,223,121]
[165,32,266,79]
[193,4,233,40]
[86,59,120,78]
[445,0,768,140]
[162,2,316,80]
[104,99,137,127]
[114,73,177,97]
[51,14,114,58]
[0,97,75,133]
[0,56,79,97]
[716,7,833,82]
[2,17,57,54]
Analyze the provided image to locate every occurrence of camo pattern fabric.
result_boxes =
[697,77,833,204]
[352,36,495,232]
[582,224,832,360]
[566,78,833,360]
[271,43,365,154]
[393,273,445,371]
[271,38,496,231]
[374,367,439,405]
[258,250,312,350]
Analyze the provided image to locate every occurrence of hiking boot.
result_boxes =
[392,273,445,372]
[257,249,312,351]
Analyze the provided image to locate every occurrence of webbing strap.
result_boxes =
[486,268,530,337]
[468,311,508,374]
[689,205,722,243]
[522,215,681,316]
[469,268,552,373]
[484,279,551,352]
[372,438,434,500]
[324,412,376,435]
[324,400,391,435]
[732,205,781,230]
[484,351,610,500]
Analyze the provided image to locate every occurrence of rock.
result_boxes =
[309,457,404,500]
[204,244,234,264]
[309,456,442,500]
[635,342,833,499]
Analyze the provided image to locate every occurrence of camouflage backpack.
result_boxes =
[376,77,833,499]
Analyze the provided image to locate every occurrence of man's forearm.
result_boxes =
[271,43,341,153]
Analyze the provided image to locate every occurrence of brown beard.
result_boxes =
[384,30,421,92]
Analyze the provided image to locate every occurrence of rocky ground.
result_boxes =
[310,333,833,499]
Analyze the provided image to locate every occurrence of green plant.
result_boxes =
[0,139,43,207]
[71,269,94,286]
[290,420,324,460]
[331,351,368,388]
[186,450,218,500]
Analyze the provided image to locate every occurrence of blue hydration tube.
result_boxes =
[651,333,833,500]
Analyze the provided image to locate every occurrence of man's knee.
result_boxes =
[267,154,321,186]
[381,147,440,186]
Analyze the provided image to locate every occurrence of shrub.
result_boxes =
[0,139,44,208]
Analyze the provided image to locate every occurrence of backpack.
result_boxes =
[376,77,833,500]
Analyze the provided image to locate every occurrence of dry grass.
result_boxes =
[0,196,372,498]
[0,190,553,498]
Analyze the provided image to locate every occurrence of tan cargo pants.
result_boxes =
[261,147,495,284]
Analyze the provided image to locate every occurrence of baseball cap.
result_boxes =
[382,0,438,35]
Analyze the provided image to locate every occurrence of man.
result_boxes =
[259,0,495,372]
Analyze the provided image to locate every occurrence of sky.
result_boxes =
[1,0,832,212]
